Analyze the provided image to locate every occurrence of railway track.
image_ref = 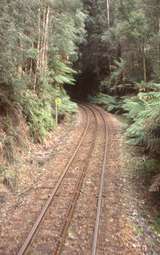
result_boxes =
[17,105,111,255]
[91,105,111,255]
[56,105,112,255]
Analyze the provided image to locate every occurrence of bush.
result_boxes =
[53,89,77,116]
[22,91,55,143]
[20,88,77,142]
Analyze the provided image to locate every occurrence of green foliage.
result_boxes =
[51,88,78,116]
[98,0,160,82]
[57,93,77,115]
[123,82,160,154]
[49,58,77,86]
[22,91,55,143]
[51,1,86,61]
[142,160,160,175]
[20,87,77,142]
[116,10,150,42]
[137,81,160,92]
[109,58,126,85]
[123,97,145,121]
[26,48,38,60]
[88,93,119,113]
[100,58,132,96]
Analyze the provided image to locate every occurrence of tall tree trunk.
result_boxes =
[39,6,50,78]
[40,8,46,77]
[34,3,50,89]
[142,43,147,82]
[106,0,110,28]
[43,6,50,76]
[158,18,160,73]
[35,7,42,87]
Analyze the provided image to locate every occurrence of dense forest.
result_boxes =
[0,1,160,190]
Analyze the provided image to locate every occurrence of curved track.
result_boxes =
[17,104,111,255]
[91,105,111,255]
[17,105,97,255]
[53,105,99,255]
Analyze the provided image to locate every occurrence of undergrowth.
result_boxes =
[122,81,160,199]
[88,93,121,113]
[123,85,160,155]
[20,87,77,143]
[21,91,55,143]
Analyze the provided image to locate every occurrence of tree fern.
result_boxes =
[88,93,119,113]
[124,85,160,154]
[123,97,145,121]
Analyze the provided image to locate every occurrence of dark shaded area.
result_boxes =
[65,42,110,100]
[66,69,99,100]
[65,0,111,101]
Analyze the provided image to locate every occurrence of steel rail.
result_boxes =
[53,105,99,255]
[17,105,90,255]
[91,105,111,255]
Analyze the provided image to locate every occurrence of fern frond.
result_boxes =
[50,57,77,85]
[122,97,145,121]
[88,93,119,113]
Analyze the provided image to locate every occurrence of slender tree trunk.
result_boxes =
[142,43,147,82]
[34,7,42,87]
[40,6,50,78]
[40,8,46,76]
[17,38,24,79]
[158,18,160,73]
[106,0,110,28]
[43,6,50,75]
